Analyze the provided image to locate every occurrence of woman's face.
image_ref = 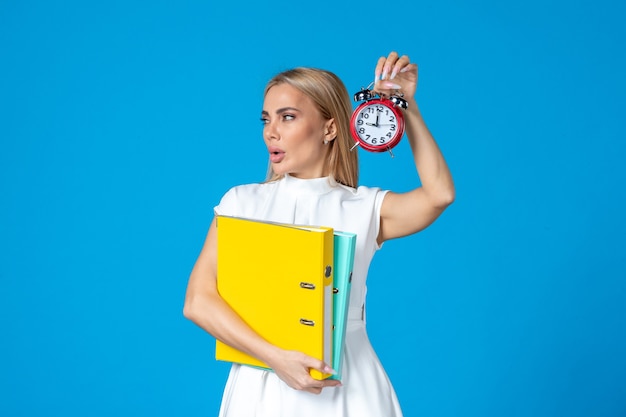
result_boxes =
[262,83,333,179]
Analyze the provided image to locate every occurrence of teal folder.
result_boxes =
[330,230,356,380]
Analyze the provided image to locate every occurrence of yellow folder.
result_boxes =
[215,215,334,380]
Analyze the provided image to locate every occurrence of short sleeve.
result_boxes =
[214,187,239,217]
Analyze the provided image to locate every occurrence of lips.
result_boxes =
[268,146,285,163]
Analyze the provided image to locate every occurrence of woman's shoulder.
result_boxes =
[225,180,280,199]
[328,181,389,212]
[225,181,276,196]
[337,181,387,199]
[214,181,277,216]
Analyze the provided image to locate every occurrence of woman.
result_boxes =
[184,51,454,416]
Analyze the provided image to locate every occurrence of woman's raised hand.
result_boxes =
[374,51,418,102]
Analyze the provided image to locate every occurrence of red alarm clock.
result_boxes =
[350,86,408,155]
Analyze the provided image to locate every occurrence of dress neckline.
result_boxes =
[281,173,337,195]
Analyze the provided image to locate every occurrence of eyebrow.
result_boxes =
[261,107,301,117]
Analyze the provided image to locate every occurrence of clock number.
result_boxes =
[390,124,396,131]
[359,128,365,134]
[371,137,386,145]
[357,119,363,125]
[389,116,395,122]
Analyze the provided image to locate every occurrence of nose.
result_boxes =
[264,119,279,141]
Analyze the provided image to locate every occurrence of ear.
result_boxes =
[323,119,337,143]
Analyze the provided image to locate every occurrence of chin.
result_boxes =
[270,164,290,176]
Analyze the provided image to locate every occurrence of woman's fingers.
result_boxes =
[304,378,342,395]
[374,51,418,99]
[381,51,400,80]
[286,371,342,394]
[306,356,337,376]
[375,52,411,83]
[391,55,412,79]
[302,374,342,395]
[271,350,342,393]
[303,357,342,391]
[375,56,386,86]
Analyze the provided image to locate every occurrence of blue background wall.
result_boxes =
[2,1,625,416]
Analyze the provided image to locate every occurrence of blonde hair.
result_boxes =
[264,67,359,188]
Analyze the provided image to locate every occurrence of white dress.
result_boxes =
[214,174,403,417]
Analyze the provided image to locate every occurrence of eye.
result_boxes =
[260,117,269,125]
[282,114,295,121]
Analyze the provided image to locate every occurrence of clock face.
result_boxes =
[350,99,404,152]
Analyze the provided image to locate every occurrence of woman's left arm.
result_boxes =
[374,52,455,244]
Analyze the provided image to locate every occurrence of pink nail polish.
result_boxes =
[323,365,337,375]
[382,81,402,89]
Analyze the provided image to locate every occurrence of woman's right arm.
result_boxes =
[183,217,341,394]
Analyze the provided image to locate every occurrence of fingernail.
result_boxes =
[324,366,337,375]
[382,81,402,89]
[381,68,389,80]
[390,69,398,80]
[400,66,411,73]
